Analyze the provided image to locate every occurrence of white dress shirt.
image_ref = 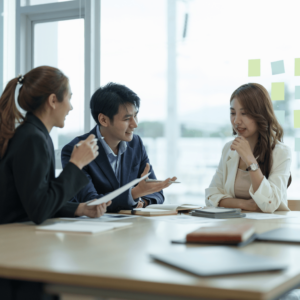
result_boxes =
[205,140,291,213]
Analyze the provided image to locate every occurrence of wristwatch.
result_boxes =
[140,198,146,208]
[246,163,259,172]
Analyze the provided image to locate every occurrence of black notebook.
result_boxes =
[150,247,287,277]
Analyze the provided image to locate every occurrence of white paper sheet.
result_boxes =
[244,213,288,220]
[87,172,151,206]
[37,221,132,234]
[36,222,114,234]
[60,214,139,222]
[142,215,225,223]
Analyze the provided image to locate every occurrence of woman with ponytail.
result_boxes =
[0,66,110,225]
[205,83,292,213]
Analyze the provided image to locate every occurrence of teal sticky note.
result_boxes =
[295,138,300,151]
[274,110,285,125]
[271,82,285,101]
[271,60,285,75]
[248,59,260,76]
[296,86,300,99]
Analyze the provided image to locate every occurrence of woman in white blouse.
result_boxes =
[205,83,292,213]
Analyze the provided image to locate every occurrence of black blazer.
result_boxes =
[0,113,89,225]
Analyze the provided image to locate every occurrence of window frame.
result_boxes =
[15,0,100,134]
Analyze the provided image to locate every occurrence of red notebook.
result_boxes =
[186,224,255,243]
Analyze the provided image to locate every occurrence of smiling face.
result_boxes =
[100,103,138,142]
[55,82,73,128]
[230,98,258,139]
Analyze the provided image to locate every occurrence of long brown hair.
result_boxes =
[0,66,68,159]
[230,83,291,187]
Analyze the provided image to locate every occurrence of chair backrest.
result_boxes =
[288,200,300,211]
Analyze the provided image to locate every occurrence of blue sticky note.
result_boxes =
[295,138,300,151]
[296,86,300,100]
[274,110,285,125]
[271,60,285,75]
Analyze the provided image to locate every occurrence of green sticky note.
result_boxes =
[274,110,285,125]
[295,58,300,76]
[294,110,300,128]
[271,82,284,101]
[248,59,260,77]
[295,138,300,151]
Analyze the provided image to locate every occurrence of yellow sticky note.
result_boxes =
[295,58,300,76]
[248,59,260,77]
[271,82,284,101]
[294,110,300,128]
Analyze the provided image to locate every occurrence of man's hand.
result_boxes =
[131,163,177,199]
[75,200,112,218]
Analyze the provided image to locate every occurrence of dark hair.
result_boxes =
[0,66,69,159]
[90,82,140,125]
[230,83,291,187]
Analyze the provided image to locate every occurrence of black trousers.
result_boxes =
[0,278,59,300]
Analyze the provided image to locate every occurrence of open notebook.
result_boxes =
[119,204,202,216]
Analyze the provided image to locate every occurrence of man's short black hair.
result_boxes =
[90,82,140,125]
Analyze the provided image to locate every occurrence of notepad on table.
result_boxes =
[36,221,131,234]
[186,224,255,243]
[147,204,202,212]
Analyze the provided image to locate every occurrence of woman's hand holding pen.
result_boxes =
[75,200,112,218]
[230,136,256,166]
[131,163,177,199]
[69,134,99,169]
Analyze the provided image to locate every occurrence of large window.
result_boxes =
[10,0,300,203]
[102,0,300,204]
[33,19,85,149]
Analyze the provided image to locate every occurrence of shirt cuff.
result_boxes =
[128,187,139,207]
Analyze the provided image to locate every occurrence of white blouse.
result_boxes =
[205,140,291,212]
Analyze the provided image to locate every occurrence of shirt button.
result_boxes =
[269,201,271,203]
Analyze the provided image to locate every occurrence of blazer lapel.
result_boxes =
[94,141,119,189]
[120,144,133,186]
[224,150,239,198]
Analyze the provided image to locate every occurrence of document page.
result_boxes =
[244,213,288,220]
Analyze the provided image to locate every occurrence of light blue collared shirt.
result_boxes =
[96,126,137,206]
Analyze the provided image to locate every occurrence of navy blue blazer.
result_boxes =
[61,127,164,211]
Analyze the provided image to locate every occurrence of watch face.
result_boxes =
[250,163,259,171]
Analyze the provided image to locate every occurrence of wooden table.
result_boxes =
[1,211,300,300]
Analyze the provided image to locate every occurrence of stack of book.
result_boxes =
[190,207,245,219]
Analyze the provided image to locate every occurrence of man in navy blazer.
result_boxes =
[61,83,176,212]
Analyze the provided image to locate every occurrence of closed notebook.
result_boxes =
[190,207,245,219]
[256,228,300,243]
[186,224,255,243]
[150,247,287,277]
